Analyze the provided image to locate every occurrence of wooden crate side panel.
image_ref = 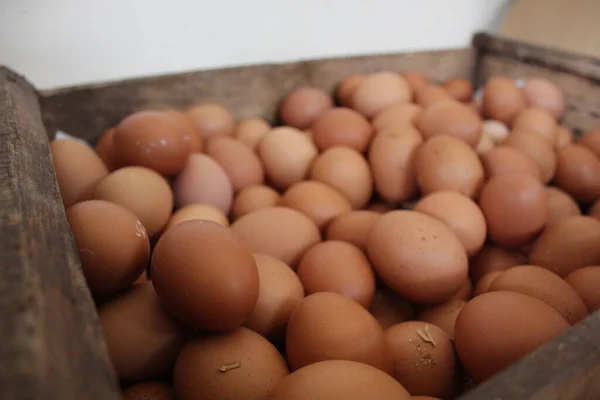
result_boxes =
[0,67,120,400]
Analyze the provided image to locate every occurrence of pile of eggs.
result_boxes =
[50,70,600,400]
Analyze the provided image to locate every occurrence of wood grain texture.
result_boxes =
[40,48,473,143]
[0,67,120,400]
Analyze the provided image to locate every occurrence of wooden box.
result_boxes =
[1,33,599,400]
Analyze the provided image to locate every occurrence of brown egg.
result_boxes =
[258,127,318,190]
[522,77,566,120]
[481,77,527,125]
[171,153,233,214]
[174,327,289,400]
[151,220,259,330]
[450,278,473,301]
[529,216,600,277]
[352,72,412,118]
[369,286,414,329]
[402,72,430,95]
[280,87,334,130]
[386,322,457,398]
[286,292,392,373]
[478,172,547,248]
[95,166,173,237]
[123,382,174,400]
[99,283,190,383]
[415,100,482,147]
[504,130,556,183]
[469,244,526,283]
[279,181,352,229]
[164,109,203,153]
[270,360,410,400]
[186,103,235,139]
[234,117,271,150]
[297,241,375,308]
[369,125,423,204]
[244,254,304,342]
[416,85,454,108]
[555,125,573,149]
[442,79,474,102]
[310,146,373,209]
[482,120,510,144]
[205,136,264,192]
[325,210,380,251]
[475,133,495,154]
[66,200,150,298]
[232,184,280,219]
[480,145,542,181]
[418,299,466,339]
[415,135,484,198]
[51,138,109,208]
[488,265,587,324]
[165,203,229,231]
[372,103,423,131]
[336,74,366,107]
[473,271,503,296]
[545,186,581,226]
[589,198,600,220]
[454,291,569,382]
[113,111,191,176]
[579,127,600,158]
[553,144,600,202]
[95,128,121,171]
[367,210,468,304]
[566,266,600,312]
[310,107,373,152]
[414,191,486,257]
[512,108,558,145]
[231,206,321,267]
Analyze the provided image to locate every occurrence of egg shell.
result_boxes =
[504,130,556,183]
[469,244,527,283]
[297,241,375,308]
[481,77,527,125]
[369,286,415,329]
[310,107,373,153]
[352,72,412,118]
[415,134,484,199]
[325,210,380,251]
[450,278,473,301]
[186,103,235,139]
[95,166,173,237]
[529,216,600,277]
[336,74,366,107]
[171,153,234,214]
[243,253,304,342]
[164,109,203,153]
[269,360,410,400]
[369,125,423,204]
[234,117,271,150]
[231,184,280,220]
[372,103,423,131]
[579,127,600,158]
[416,85,454,108]
[418,299,466,339]
[555,125,574,149]
[482,120,510,144]
[286,292,393,373]
[415,100,482,147]
[442,79,474,102]
[480,145,542,181]
[151,220,259,331]
[122,382,174,400]
[566,266,600,312]
[205,136,265,192]
[173,327,289,400]
[478,172,547,248]
[279,87,334,129]
[385,321,458,398]
[278,180,352,229]
[454,291,569,383]
[99,282,190,383]
[231,206,321,267]
[402,71,430,95]
[512,108,558,145]
[473,271,503,296]
[258,127,318,190]
[165,203,229,231]
[113,110,191,176]
[476,133,495,154]
[51,138,109,208]
[545,186,581,226]
[414,191,486,257]
[553,144,600,203]
[95,128,121,171]
[522,77,566,120]
[66,200,150,298]
[310,146,373,209]
[366,210,468,304]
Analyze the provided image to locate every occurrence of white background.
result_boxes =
[0,0,511,90]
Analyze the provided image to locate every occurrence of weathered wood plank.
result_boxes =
[0,66,120,400]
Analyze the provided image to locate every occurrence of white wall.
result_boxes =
[0,0,511,90]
